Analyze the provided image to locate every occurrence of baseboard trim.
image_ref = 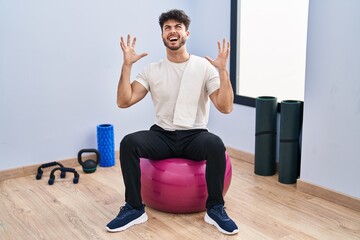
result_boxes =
[0,158,79,182]
[0,152,119,182]
[226,146,254,164]
[1,147,250,181]
[226,146,360,212]
[297,179,360,212]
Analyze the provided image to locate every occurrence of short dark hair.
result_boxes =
[159,9,191,31]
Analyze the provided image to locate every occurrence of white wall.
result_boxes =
[300,0,360,198]
[0,0,254,172]
[0,0,191,170]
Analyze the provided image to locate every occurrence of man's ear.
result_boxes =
[186,30,190,38]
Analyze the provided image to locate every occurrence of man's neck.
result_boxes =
[166,48,190,63]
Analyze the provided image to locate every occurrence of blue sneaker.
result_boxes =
[106,203,148,232]
[204,204,239,235]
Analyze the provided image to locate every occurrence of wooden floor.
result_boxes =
[1,157,360,240]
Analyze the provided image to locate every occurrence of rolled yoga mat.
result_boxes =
[278,100,303,184]
[254,96,278,176]
[97,124,115,167]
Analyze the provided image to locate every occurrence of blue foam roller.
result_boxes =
[97,124,115,167]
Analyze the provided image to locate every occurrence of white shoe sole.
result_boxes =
[106,212,148,232]
[204,213,239,235]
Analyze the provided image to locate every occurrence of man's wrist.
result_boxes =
[122,63,133,68]
[218,67,228,74]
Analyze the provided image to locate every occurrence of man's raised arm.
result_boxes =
[117,34,148,108]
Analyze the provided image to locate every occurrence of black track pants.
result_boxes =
[119,124,226,210]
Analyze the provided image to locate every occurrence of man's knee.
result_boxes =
[197,133,226,158]
[120,132,143,153]
[206,134,225,151]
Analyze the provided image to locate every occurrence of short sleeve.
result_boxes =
[134,65,151,91]
[205,64,220,95]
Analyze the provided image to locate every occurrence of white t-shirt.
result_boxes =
[135,55,220,131]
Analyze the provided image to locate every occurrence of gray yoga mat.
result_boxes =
[254,96,278,176]
[278,100,303,184]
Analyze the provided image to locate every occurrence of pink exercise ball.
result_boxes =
[140,153,232,213]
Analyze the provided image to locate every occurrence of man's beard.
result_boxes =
[162,36,187,51]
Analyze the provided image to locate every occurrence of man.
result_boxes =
[106,9,238,235]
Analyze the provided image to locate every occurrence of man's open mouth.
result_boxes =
[168,36,179,42]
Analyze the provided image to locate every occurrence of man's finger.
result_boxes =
[139,53,149,59]
[120,37,125,50]
[132,37,137,48]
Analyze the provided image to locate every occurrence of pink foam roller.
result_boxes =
[140,153,232,213]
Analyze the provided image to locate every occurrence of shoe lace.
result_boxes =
[213,205,230,220]
[117,204,133,217]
